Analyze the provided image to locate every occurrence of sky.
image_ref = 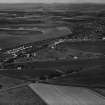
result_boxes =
[0,0,104,3]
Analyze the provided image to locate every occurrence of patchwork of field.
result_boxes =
[0,4,105,50]
[0,27,70,49]
[0,86,46,105]
[0,3,105,105]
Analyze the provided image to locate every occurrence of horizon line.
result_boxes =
[0,2,104,4]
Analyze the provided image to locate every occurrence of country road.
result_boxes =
[29,83,105,105]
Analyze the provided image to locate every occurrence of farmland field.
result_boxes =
[0,86,46,105]
[0,27,70,49]
[0,3,105,105]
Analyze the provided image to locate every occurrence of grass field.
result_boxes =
[58,40,105,54]
[0,75,46,105]
[0,86,46,105]
[0,74,26,89]
[45,64,105,88]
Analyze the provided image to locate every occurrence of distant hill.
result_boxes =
[0,3,104,11]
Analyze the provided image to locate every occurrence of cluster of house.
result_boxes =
[1,45,36,62]
[1,37,84,64]
[6,45,32,55]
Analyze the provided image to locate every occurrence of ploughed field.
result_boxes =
[92,88,105,97]
[29,83,105,105]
